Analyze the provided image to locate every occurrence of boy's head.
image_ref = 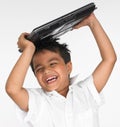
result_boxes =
[30,37,72,94]
[31,37,71,72]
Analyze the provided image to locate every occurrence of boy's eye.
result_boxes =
[50,62,57,66]
[35,67,44,73]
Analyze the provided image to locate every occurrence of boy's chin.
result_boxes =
[43,87,57,92]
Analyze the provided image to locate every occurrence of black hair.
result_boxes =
[30,37,71,72]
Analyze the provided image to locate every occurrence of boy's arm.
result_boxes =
[74,14,117,92]
[5,33,35,111]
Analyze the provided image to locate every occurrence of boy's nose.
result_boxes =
[44,68,51,74]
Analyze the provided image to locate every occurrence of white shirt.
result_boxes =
[16,74,104,127]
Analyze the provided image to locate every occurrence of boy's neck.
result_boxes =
[58,86,69,97]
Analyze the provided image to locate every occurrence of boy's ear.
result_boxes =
[66,61,72,74]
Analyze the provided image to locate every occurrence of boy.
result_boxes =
[6,13,116,127]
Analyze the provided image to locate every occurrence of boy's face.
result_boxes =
[32,49,72,94]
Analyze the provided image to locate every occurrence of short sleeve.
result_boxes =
[73,74,105,107]
[16,88,43,124]
[82,75,105,107]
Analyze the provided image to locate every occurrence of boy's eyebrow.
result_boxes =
[34,64,42,70]
[48,57,59,62]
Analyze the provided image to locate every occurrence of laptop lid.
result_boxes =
[27,2,96,44]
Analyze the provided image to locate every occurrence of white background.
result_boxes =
[0,0,120,127]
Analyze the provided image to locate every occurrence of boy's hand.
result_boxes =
[73,13,97,29]
[17,32,35,52]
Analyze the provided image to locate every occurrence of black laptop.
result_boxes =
[26,2,96,44]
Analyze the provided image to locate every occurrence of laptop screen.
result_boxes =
[27,2,96,44]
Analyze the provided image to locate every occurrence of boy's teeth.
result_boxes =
[46,76,57,82]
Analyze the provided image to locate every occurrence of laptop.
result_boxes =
[26,2,96,44]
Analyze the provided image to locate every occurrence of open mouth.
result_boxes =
[46,76,58,84]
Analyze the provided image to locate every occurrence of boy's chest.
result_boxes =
[39,92,98,127]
